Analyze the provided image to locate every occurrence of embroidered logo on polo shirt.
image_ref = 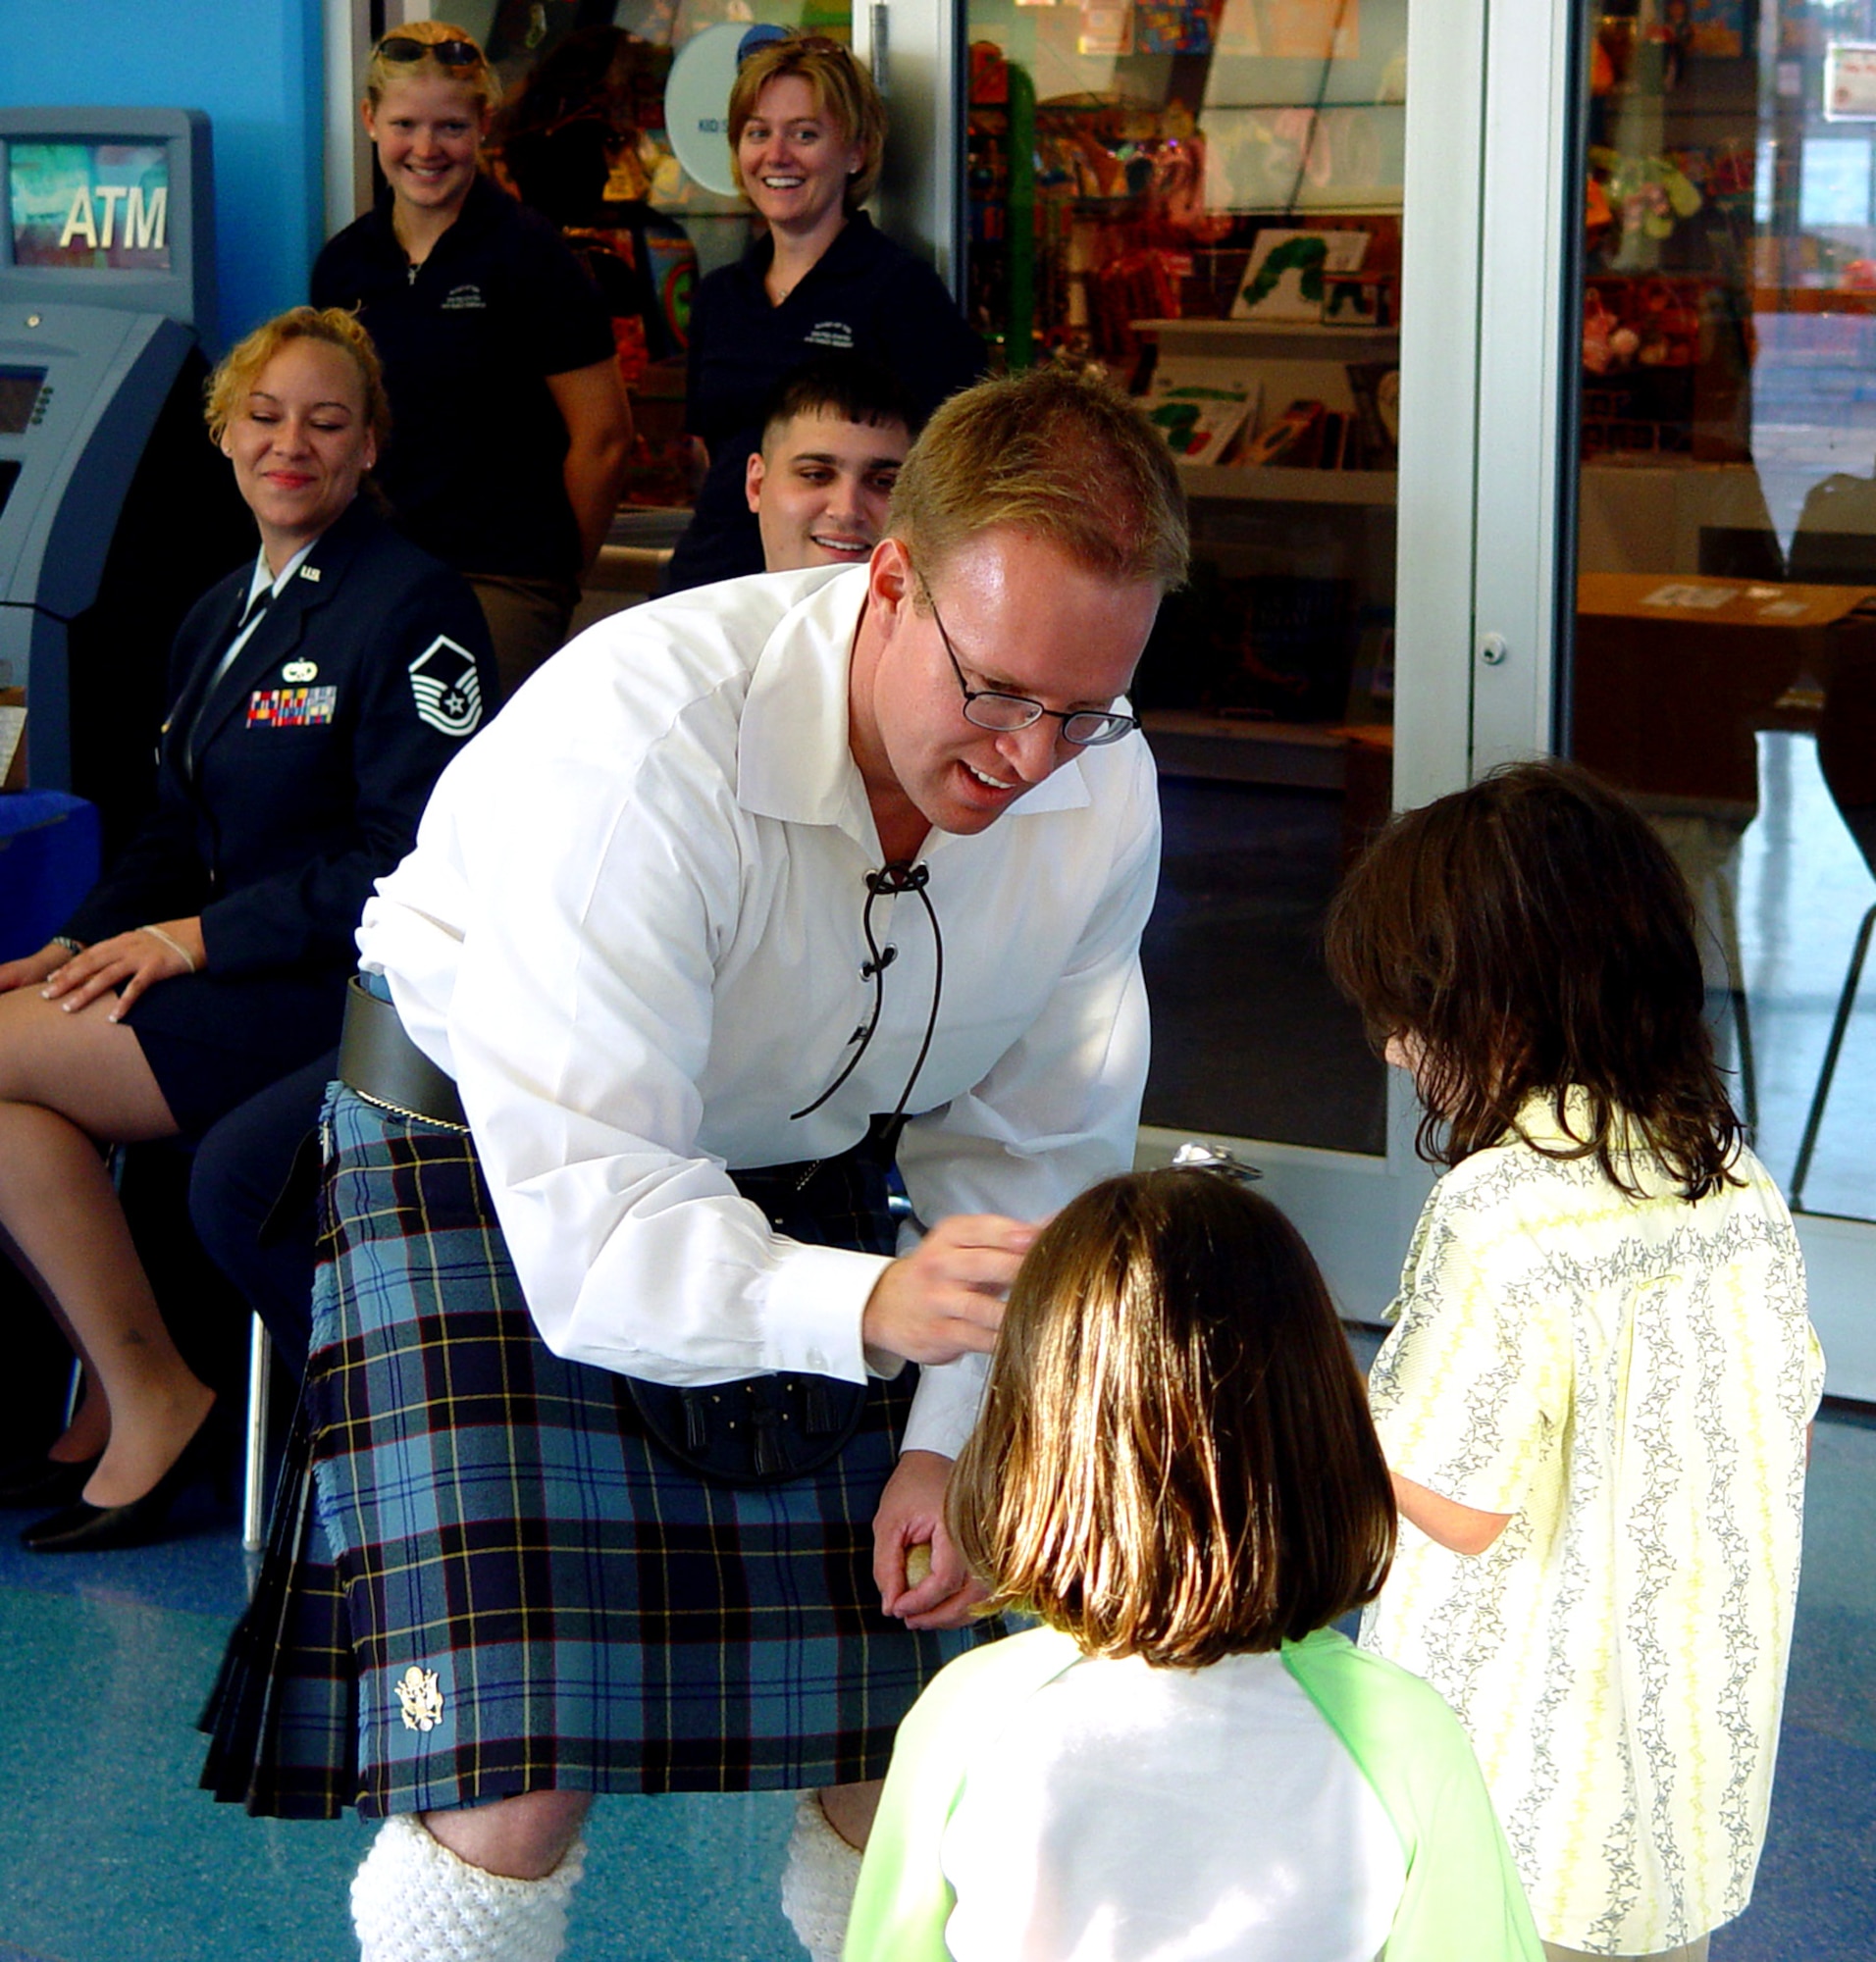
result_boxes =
[409,635,484,737]
[441,284,487,310]
[805,319,856,349]
[394,1664,444,1732]
[246,685,338,728]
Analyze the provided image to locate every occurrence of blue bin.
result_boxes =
[0,793,102,961]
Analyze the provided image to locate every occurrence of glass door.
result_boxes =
[1555,0,1876,1396]
[1429,0,1876,1396]
[956,0,1407,1162]
[881,0,1491,1319]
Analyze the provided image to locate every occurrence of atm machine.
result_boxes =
[0,107,249,849]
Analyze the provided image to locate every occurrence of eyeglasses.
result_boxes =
[916,575,1140,748]
[377,34,485,68]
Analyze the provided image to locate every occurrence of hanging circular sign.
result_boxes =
[664,23,790,197]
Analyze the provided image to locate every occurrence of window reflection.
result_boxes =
[965,0,1408,1154]
[1572,0,1876,1219]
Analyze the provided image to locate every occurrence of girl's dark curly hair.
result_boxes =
[1324,758,1742,1200]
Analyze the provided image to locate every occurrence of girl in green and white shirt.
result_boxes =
[847,1166,1542,1962]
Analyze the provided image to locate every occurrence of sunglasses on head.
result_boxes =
[739,30,851,65]
[378,34,485,68]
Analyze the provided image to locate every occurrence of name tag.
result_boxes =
[247,686,338,728]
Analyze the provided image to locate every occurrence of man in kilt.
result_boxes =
[203,365,1189,1961]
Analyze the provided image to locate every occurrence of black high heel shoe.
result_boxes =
[21,1410,223,1554]
[0,1451,102,1509]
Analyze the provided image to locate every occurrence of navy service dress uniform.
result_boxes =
[63,497,496,1137]
[663,212,984,593]
[311,177,616,673]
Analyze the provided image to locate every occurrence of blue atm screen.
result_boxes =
[8,142,171,272]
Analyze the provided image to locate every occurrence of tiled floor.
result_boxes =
[0,1479,799,1961]
[1,1387,1870,1960]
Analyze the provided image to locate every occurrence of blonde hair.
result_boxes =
[726,32,886,210]
[365,19,501,116]
[949,1170,1396,1667]
[890,365,1189,594]
[205,307,391,455]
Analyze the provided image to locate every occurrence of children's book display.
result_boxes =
[1143,377,1263,465]
[1232,228,1372,321]
[1142,358,1396,473]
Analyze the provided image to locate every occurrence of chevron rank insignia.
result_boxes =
[408,636,483,738]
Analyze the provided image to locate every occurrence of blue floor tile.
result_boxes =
[1712,1725,1876,1960]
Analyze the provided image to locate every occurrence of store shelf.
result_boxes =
[1178,463,1398,505]
[1136,318,1399,360]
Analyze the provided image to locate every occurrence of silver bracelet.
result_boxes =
[138,923,199,973]
[51,935,82,957]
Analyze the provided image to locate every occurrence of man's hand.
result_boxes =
[40,918,206,1020]
[860,1212,1040,1367]
[873,1448,990,1630]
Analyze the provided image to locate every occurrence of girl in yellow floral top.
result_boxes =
[1326,759,1823,1962]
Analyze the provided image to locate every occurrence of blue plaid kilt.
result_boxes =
[201,1087,993,1820]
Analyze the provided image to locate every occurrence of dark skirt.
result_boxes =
[201,1087,991,1819]
[129,965,349,1139]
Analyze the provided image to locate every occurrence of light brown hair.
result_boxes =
[949,1169,1395,1667]
[1324,757,1744,1200]
[204,306,391,455]
[726,31,887,210]
[889,365,1189,594]
[365,19,501,116]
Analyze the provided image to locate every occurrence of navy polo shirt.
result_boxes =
[312,177,616,587]
[664,211,985,592]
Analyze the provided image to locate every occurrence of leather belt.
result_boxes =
[337,974,468,1129]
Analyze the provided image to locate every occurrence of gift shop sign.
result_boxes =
[1825,43,1876,121]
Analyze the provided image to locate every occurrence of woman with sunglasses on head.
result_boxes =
[661,29,983,594]
[313,21,633,698]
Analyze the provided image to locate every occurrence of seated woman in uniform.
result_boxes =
[0,305,495,1552]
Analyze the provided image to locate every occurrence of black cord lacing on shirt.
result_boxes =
[789,861,944,1133]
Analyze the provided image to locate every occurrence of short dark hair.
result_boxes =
[758,353,913,452]
[949,1169,1395,1667]
[1324,757,1744,1200]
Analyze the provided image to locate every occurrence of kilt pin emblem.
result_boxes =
[393,1665,444,1732]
